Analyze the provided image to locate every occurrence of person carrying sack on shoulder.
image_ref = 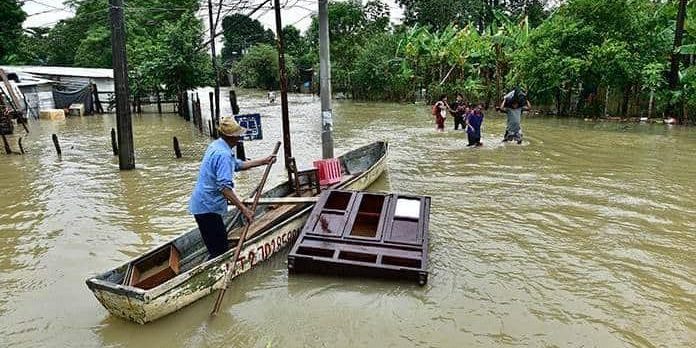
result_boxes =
[500,86,531,144]
[432,94,450,132]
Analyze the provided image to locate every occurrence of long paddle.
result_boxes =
[211,141,281,316]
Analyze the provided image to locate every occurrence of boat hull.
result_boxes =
[86,142,387,324]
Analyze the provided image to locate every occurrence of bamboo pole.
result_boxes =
[211,141,281,316]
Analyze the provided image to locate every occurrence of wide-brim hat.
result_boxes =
[217,116,246,137]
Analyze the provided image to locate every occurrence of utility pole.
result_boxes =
[668,0,688,123]
[319,0,334,159]
[273,0,293,174]
[109,0,135,170]
[208,0,221,134]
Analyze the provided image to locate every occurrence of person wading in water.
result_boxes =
[500,87,531,144]
[450,93,468,131]
[189,116,276,259]
[432,94,450,132]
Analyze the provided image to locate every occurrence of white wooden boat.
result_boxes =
[85,141,388,324]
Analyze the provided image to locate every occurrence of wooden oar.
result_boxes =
[225,184,260,232]
[211,141,281,316]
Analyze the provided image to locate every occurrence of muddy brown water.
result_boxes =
[1,89,694,347]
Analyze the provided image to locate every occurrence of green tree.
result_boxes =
[14,27,51,65]
[306,0,390,94]
[74,27,112,68]
[231,43,297,90]
[396,0,549,32]
[45,0,110,66]
[641,62,667,117]
[352,33,411,100]
[511,0,671,116]
[0,0,27,63]
[125,1,211,98]
[282,26,305,59]
[221,14,275,65]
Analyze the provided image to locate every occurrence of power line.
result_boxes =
[288,10,315,27]
[25,0,70,12]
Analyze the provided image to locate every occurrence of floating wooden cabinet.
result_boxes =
[288,190,431,285]
[126,244,181,290]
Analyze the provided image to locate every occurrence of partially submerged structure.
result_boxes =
[0,66,115,124]
[0,65,114,92]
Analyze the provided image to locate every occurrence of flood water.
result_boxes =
[1,89,694,347]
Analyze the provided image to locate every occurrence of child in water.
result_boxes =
[466,104,484,146]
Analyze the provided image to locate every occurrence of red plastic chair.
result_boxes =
[313,158,342,186]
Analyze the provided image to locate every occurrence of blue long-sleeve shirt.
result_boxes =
[467,111,484,137]
[189,138,244,216]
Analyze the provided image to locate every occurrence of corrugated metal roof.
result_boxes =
[0,65,113,79]
[14,72,56,87]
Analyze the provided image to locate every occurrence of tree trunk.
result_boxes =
[667,0,688,122]
[555,88,562,115]
[484,69,492,109]
[495,44,502,102]
[574,82,582,114]
[621,85,630,117]
[633,85,641,117]
[564,84,572,116]
[648,89,654,118]
[439,65,457,85]
[604,86,610,117]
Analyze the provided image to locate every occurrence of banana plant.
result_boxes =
[641,62,666,117]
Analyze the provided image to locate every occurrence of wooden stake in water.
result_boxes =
[1,134,12,154]
[52,134,61,156]
[229,90,239,115]
[111,128,118,155]
[173,136,182,158]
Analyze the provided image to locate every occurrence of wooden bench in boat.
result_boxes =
[242,197,319,205]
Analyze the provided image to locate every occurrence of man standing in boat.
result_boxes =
[190,116,275,259]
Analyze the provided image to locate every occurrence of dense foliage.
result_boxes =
[396,0,549,30]
[8,0,211,98]
[6,0,696,123]
[231,0,693,122]
[231,43,298,90]
[220,13,275,65]
[0,0,26,64]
